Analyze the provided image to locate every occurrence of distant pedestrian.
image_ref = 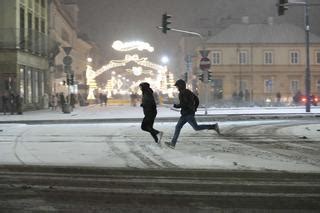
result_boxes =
[139,82,163,145]
[15,94,23,115]
[1,92,9,115]
[165,79,220,149]
[102,93,108,106]
[70,93,76,108]
[99,93,104,106]
[276,92,281,104]
[9,93,15,115]
[59,93,65,109]
[51,94,58,111]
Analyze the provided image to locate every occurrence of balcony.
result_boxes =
[0,28,49,56]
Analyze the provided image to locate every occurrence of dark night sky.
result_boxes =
[77,0,320,65]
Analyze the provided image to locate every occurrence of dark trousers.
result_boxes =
[171,114,213,145]
[2,103,8,114]
[141,112,160,142]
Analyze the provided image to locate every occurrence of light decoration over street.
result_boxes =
[112,40,154,52]
[86,54,169,100]
[86,40,174,101]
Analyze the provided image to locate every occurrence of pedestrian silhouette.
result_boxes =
[165,79,220,149]
[139,82,163,145]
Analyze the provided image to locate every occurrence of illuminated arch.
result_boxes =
[86,54,169,100]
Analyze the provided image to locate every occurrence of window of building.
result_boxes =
[264,51,273,64]
[27,69,32,103]
[290,80,299,93]
[264,79,273,93]
[211,51,221,65]
[317,79,320,94]
[27,12,32,29]
[41,19,45,33]
[41,0,45,8]
[290,51,300,64]
[61,28,70,43]
[19,66,25,98]
[35,16,39,31]
[19,7,25,48]
[39,71,44,97]
[316,51,320,64]
[33,71,39,103]
[239,50,248,64]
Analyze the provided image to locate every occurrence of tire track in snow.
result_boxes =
[219,121,320,167]
[106,132,162,168]
[13,127,44,165]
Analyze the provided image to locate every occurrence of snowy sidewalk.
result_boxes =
[0,105,319,123]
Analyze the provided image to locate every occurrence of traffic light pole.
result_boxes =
[158,25,209,114]
[304,2,311,112]
[157,26,204,40]
[278,1,320,112]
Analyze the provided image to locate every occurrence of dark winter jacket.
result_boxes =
[174,88,199,116]
[140,83,157,115]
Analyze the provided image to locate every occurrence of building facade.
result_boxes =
[0,0,50,111]
[196,20,320,106]
[49,0,93,101]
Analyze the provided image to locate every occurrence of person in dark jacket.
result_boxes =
[2,92,9,115]
[165,79,220,149]
[139,82,163,145]
[9,93,15,115]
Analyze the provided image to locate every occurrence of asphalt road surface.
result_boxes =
[0,165,320,212]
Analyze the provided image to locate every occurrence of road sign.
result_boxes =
[63,47,72,55]
[63,56,73,65]
[200,57,211,71]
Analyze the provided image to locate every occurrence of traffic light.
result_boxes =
[70,74,74,85]
[162,13,171,34]
[277,0,288,16]
[198,73,204,82]
[184,72,188,82]
[66,74,74,85]
[208,71,212,82]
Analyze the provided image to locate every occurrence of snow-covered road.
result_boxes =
[1,119,319,172]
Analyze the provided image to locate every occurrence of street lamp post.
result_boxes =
[304,2,311,112]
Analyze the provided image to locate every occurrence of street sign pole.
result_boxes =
[62,47,72,113]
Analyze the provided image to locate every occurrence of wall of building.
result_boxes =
[0,0,50,111]
[198,42,320,106]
